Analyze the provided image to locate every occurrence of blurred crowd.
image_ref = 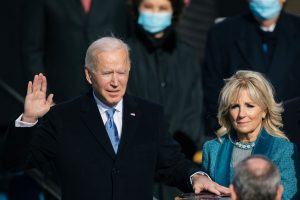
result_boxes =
[0,0,300,199]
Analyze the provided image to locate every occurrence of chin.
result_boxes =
[107,98,121,106]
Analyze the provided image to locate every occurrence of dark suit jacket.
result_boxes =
[203,11,300,134]
[283,97,300,149]
[2,92,200,200]
[21,0,130,103]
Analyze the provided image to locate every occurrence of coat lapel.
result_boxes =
[80,92,116,159]
[214,136,233,187]
[235,14,266,72]
[116,94,140,160]
[252,129,275,156]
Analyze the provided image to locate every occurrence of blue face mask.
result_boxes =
[138,11,172,34]
[249,0,282,21]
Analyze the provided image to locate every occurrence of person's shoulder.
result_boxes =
[283,11,300,24]
[270,134,295,151]
[209,12,249,34]
[125,93,163,111]
[203,135,225,149]
[48,93,88,115]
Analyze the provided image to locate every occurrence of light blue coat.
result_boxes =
[202,129,299,200]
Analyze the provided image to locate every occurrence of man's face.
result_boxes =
[85,48,130,107]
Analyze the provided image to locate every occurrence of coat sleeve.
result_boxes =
[276,142,299,200]
[1,112,58,173]
[202,141,210,174]
[154,107,201,192]
[21,0,46,80]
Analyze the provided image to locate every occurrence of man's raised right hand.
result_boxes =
[22,73,54,123]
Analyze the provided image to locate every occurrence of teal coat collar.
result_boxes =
[214,129,275,186]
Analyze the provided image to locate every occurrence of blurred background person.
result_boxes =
[230,155,283,200]
[127,0,203,155]
[126,0,203,198]
[202,0,300,137]
[202,70,299,200]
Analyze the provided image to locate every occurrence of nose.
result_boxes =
[238,107,246,118]
[110,72,119,87]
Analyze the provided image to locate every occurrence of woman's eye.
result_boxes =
[246,104,255,108]
[159,6,169,11]
[230,104,239,109]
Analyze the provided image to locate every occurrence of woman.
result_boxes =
[127,0,203,147]
[202,70,298,200]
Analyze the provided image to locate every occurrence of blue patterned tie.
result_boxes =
[105,108,119,153]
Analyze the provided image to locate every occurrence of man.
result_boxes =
[21,0,131,103]
[230,155,283,200]
[203,0,300,134]
[2,37,229,200]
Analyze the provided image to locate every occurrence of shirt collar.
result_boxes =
[260,23,276,32]
[93,92,123,114]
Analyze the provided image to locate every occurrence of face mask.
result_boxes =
[138,11,172,33]
[249,0,282,21]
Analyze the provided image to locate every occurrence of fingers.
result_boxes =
[32,73,44,93]
[32,74,39,92]
[46,94,54,106]
[193,179,230,196]
[207,184,222,196]
[41,74,47,93]
[215,184,230,195]
[27,81,33,95]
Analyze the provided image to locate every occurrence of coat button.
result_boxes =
[160,82,166,88]
[112,168,120,174]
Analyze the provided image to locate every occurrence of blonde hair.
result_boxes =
[216,70,287,140]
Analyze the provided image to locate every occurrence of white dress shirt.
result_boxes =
[260,23,276,32]
[93,92,123,138]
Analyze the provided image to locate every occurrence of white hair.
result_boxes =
[85,37,130,70]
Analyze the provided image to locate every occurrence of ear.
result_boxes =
[229,184,237,200]
[85,67,92,85]
[275,185,283,200]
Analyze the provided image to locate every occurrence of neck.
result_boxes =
[237,126,262,143]
[259,16,279,29]
[154,32,164,39]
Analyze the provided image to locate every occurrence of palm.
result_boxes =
[25,90,50,118]
[23,74,53,122]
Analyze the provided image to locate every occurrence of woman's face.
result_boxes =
[139,0,173,13]
[228,89,266,141]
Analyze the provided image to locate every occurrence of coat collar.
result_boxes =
[214,128,275,186]
[80,91,140,160]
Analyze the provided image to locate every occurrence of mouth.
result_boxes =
[236,121,250,125]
